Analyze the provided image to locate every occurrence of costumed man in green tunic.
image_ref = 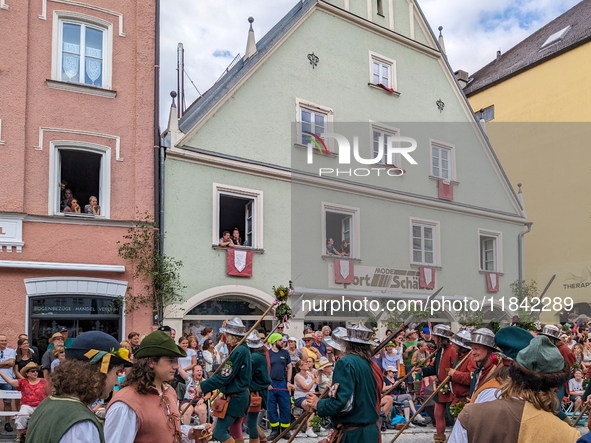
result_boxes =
[246,331,271,443]
[196,317,252,443]
[26,331,133,443]
[303,323,382,443]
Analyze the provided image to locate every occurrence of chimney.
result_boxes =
[438,26,446,55]
[243,17,256,60]
[454,70,469,88]
[496,50,501,61]
[478,109,487,135]
[517,183,527,217]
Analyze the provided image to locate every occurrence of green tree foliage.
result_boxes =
[117,212,186,324]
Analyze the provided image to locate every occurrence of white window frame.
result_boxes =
[48,141,111,218]
[213,183,264,249]
[52,11,113,90]
[295,98,334,153]
[429,138,457,181]
[322,202,361,259]
[409,217,441,266]
[369,51,397,91]
[368,122,401,166]
[478,228,503,273]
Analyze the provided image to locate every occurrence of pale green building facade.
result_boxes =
[162,0,528,337]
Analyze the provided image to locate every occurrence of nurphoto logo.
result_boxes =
[304,132,418,177]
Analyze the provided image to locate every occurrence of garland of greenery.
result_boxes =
[273,281,294,324]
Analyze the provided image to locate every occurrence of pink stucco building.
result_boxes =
[0,0,157,350]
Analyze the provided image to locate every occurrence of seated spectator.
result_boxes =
[60,189,74,211]
[317,358,333,391]
[63,198,81,213]
[85,195,100,216]
[294,359,319,438]
[325,237,341,256]
[340,240,350,257]
[569,369,585,415]
[50,346,65,372]
[218,230,235,248]
[179,365,210,425]
[383,367,425,426]
[15,338,39,380]
[231,228,242,246]
[0,362,48,441]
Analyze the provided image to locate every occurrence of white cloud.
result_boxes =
[159,0,581,127]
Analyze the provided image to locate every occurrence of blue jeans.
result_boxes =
[0,383,14,404]
[268,380,291,429]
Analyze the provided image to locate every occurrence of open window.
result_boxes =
[478,229,503,273]
[50,142,111,218]
[213,184,263,249]
[322,203,360,259]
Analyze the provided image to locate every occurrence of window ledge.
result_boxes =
[429,175,459,185]
[479,270,504,276]
[46,79,117,98]
[368,83,401,97]
[294,143,338,158]
[212,245,264,254]
[58,212,105,220]
[321,255,361,263]
[410,263,442,270]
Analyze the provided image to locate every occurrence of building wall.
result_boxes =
[165,2,526,334]
[466,42,591,321]
[0,0,155,345]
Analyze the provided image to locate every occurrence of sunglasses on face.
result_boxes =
[28,370,39,373]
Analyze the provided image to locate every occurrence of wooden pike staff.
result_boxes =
[179,303,276,418]
[390,351,473,443]
[271,287,445,443]
[382,347,440,396]
[571,404,589,427]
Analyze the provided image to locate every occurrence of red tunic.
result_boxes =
[370,361,383,443]
[450,353,476,404]
[436,345,457,403]
[558,343,576,366]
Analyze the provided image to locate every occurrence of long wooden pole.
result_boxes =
[390,351,473,443]
[382,347,440,396]
[180,303,275,418]
[571,404,589,427]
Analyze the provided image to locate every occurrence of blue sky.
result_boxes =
[159,0,581,127]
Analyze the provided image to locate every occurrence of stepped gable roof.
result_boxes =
[464,0,591,96]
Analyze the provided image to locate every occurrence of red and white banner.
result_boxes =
[487,272,499,292]
[335,259,354,284]
[438,178,453,201]
[227,249,253,277]
[419,267,435,289]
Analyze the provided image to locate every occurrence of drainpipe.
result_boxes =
[518,222,533,297]
[154,0,164,326]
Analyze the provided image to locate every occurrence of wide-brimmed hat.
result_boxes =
[510,335,570,391]
[20,362,41,378]
[246,331,263,349]
[539,324,561,340]
[318,358,332,370]
[222,317,247,336]
[49,332,64,344]
[451,330,472,350]
[385,365,397,372]
[559,333,568,339]
[341,322,373,345]
[133,331,187,359]
[494,326,534,360]
[467,328,499,351]
[324,327,346,352]
[432,324,454,340]
[405,329,418,337]
[66,331,134,373]
[302,334,314,341]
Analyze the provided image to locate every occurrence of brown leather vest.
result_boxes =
[108,384,182,443]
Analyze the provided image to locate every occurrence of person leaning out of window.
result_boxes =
[85,196,100,216]
[219,230,235,247]
[231,228,242,246]
[325,237,341,256]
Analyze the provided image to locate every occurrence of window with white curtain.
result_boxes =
[58,20,106,87]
